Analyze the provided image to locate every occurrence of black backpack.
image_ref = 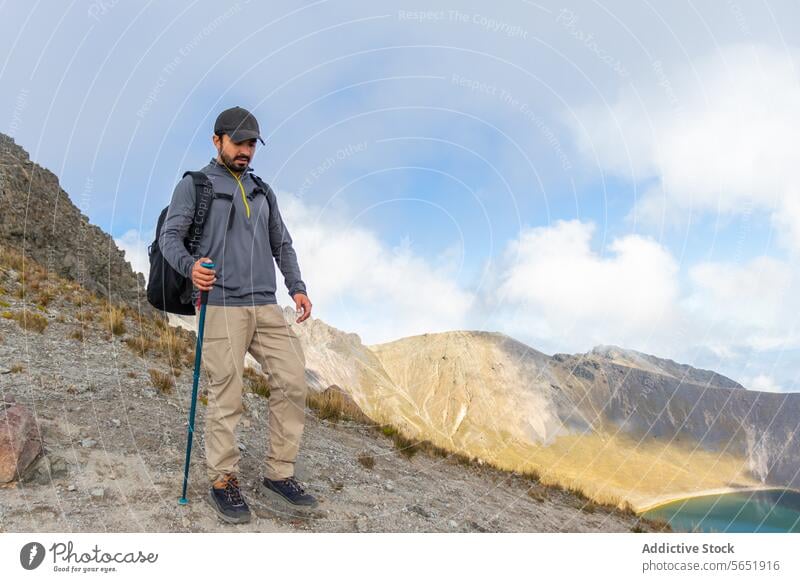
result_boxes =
[145,170,275,315]
[146,171,215,315]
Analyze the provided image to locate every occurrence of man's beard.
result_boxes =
[219,149,249,172]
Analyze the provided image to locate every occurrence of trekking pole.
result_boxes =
[179,261,215,505]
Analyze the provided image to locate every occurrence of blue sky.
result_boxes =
[2,0,799,392]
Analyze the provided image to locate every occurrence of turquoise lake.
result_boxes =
[642,489,800,533]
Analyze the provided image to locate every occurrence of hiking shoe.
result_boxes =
[261,475,319,509]
[207,473,251,524]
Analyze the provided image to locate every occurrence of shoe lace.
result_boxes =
[282,476,305,495]
[222,475,245,506]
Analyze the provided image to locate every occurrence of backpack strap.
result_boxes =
[249,173,274,217]
[182,171,215,256]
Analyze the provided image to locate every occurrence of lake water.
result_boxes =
[642,489,800,533]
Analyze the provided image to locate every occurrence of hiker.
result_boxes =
[158,106,317,524]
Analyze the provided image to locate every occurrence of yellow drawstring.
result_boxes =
[224,164,250,218]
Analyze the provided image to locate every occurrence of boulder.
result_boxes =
[0,400,43,483]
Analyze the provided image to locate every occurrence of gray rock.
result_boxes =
[80,438,96,448]
[50,455,69,478]
[68,484,76,491]
[90,487,104,499]
[408,504,431,518]
[22,454,51,485]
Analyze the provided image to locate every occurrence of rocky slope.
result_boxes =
[0,252,662,532]
[0,132,147,308]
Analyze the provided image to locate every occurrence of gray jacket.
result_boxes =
[158,157,307,306]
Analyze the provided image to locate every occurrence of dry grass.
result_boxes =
[9,363,25,373]
[306,384,373,424]
[527,487,547,503]
[102,305,126,336]
[357,452,375,469]
[11,309,48,333]
[148,369,174,393]
[69,328,84,341]
[157,324,191,364]
[35,288,54,307]
[243,366,270,398]
[124,334,157,357]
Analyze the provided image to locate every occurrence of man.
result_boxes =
[159,106,317,524]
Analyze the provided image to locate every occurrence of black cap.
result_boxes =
[214,106,265,145]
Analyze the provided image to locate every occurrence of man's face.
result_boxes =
[213,134,257,172]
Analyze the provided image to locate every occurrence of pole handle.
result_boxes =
[197,261,216,308]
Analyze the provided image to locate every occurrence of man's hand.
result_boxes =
[191,257,216,291]
[293,292,312,323]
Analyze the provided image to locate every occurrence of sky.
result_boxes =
[1,0,799,392]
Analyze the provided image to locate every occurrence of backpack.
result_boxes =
[145,170,275,315]
[146,171,215,315]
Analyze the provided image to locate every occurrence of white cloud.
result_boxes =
[741,373,784,393]
[276,190,475,344]
[115,229,152,280]
[569,42,800,253]
[684,255,800,351]
[494,218,680,349]
[487,219,800,392]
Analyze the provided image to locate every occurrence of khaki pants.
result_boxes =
[198,304,307,483]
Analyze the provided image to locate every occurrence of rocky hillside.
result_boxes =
[0,132,146,308]
[0,245,666,532]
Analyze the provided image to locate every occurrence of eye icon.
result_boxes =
[20,542,46,570]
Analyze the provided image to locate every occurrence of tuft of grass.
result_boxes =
[0,300,9,307]
[388,430,424,459]
[13,310,48,333]
[69,328,84,341]
[157,324,191,365]
[357,452,375,469]
[9,363,25,373]
[1,311,13,319]
[148,369,174,393]
[76,309,94,323]
[243,367,271,398]
[527,487,547,503]
[102,305,126,336]
[618,500,637,516]
[306,385,372,424]
[36,289,54,307]
[124,334,157,357]
[126,371,137,378]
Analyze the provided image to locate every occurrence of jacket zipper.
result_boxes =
[224,164,251,219]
